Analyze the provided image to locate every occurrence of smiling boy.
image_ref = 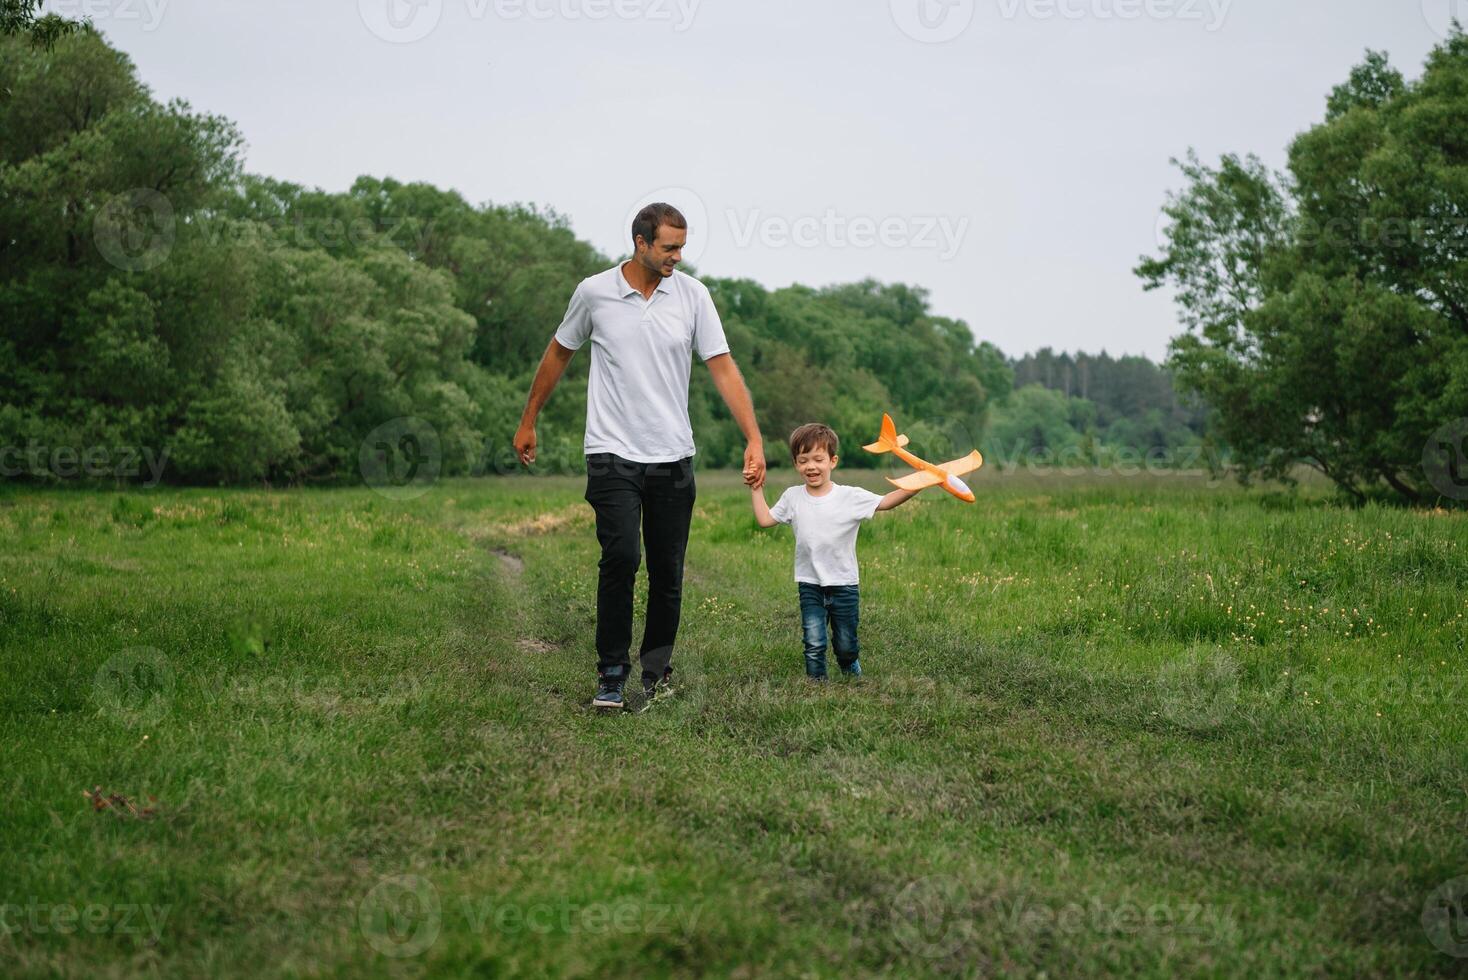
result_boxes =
[750,422,919,680]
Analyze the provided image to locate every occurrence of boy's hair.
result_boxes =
[789,423,839,460]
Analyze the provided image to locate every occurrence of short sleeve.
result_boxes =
[553,280,592,351]
[769,489,795,525]
[692,283,730,362]
[849,486,883,521]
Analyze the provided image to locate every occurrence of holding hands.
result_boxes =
[742,441,766,490]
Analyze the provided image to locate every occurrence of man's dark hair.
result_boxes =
[632,203,687,248]
[789,423,839,460]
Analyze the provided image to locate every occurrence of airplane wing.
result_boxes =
[938,450,984,476]
[885,451,984,492]
[887,471,943,491]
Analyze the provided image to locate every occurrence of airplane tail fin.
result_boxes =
[862,414,909,454]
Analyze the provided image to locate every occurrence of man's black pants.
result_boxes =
[584,452,696,683]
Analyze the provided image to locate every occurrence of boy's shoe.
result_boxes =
[839,659,863,679]
[592,665,628,709]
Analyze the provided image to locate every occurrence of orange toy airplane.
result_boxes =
[863,414,983,503]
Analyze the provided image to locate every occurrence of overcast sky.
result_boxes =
[63,0,1454,360]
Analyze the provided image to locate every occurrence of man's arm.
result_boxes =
[513,338,576,466]
[704,352,765,489]
[875,488,917,512]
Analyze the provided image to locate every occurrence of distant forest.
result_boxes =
[998,349,1209,467]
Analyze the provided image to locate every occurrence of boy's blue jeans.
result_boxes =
[798,583,860,678]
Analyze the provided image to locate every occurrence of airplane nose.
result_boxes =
[946,474,971,497]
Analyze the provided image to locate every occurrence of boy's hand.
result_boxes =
[742,441,766,490]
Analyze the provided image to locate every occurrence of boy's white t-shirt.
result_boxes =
[769,483,883,586]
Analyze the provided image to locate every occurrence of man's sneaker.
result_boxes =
[641,667,674,706]
[839,659,862,679]
[593,666,628,709]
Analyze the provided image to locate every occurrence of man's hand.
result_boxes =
[514,339,575,469]
[706,354,765,489]
[513,422,537,467]
[742,441,766,490]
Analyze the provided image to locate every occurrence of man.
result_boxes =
[513,203,766,709]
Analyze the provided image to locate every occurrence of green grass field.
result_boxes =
[2,468,1466,977]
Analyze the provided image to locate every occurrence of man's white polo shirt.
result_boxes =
[554,265,730,463]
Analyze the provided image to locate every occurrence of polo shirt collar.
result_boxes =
[616,263,673,298]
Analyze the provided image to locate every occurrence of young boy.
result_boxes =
[750,422,919,680]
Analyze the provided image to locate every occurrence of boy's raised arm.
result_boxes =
[751,485,779,529]
[875,488,918,512]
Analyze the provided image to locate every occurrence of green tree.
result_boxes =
[0,0,83,50]
[1138,36,1468,503]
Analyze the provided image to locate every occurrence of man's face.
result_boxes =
[635,223,685,278]
[794,447,838,489]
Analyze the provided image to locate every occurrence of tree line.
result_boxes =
[1,29,1205,486]
[9,25,1462,502]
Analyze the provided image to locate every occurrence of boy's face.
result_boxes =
[794,445,838,489]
